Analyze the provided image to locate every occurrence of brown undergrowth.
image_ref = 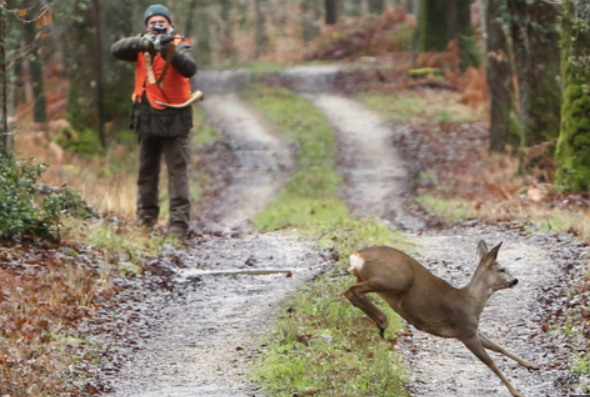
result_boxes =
[395,115,588,235]
[0,240,113,396]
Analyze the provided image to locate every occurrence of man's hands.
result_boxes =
[139,34,156,51]
[139,33,174,52]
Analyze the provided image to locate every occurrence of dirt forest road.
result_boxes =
[101,67,587,397]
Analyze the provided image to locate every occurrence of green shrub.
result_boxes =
[0,154,91,240]
[55,127,104,157]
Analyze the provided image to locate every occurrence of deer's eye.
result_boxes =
[499,268,506,273]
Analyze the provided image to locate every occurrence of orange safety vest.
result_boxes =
[132,36,192,110]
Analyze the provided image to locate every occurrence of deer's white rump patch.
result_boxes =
[349,252,365,272]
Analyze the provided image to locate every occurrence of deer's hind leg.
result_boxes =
[344,281,389,337]
[479,333,539,370]
[460,335,524,397]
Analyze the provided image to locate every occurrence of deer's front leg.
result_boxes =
[344,281,389,338]
[460,335,525,397]
[479,333,539,370]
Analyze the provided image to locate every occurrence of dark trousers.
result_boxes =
[136,135,191,230]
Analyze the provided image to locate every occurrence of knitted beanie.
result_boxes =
[144,4,171,25]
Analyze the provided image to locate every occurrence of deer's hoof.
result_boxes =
[511,391,525,397]
[379,327,386,339]
[524,361,540,370]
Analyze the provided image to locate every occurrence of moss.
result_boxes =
[408,68,441,78]
[556,0,590,191]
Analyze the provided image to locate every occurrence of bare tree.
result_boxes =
[22,0,47,124]
[254,0,267,58]
[486,0,519,152]
[367,0,385,15]
[220,0,235,59]
[91,0,106,149]
[325,0,337,25]
[184,0,199,39]
[0,3,7,158]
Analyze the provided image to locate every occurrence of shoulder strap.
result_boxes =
[156,43,176,85]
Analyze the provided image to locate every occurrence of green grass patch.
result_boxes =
[243,83,409,397]
[417,194,477,223]
[192,105,220,146]
[257,276,406,397]
[360,91,477,124]
[67,220,180,272]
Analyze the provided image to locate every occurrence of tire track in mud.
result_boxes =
[199,92,293,232]
[304,93,407,219]
[280,65,583,396]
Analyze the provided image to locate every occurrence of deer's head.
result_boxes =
[476,240,518,292]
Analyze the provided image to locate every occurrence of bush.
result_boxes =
[55,127,104,157]
[0,154,91,240]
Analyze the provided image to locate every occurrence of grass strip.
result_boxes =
[243,84,409,397]
[360,91,478,124]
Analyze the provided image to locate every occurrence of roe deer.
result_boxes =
[344,240,538,397]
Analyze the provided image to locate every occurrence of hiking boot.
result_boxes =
[134,218,157,236]
[167,225,188,241]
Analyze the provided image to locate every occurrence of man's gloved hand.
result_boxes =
[139,34,156,51]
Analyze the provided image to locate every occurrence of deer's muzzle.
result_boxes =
[508,279,518,287]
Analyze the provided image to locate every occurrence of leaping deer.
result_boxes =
[344,240,538,397]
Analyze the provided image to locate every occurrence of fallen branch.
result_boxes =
[179,268,295,280]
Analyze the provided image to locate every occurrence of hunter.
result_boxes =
[111,4,197,240]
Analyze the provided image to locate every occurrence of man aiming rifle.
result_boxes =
[111,4,202,240]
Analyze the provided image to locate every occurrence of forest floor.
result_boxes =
[2,61,589,397]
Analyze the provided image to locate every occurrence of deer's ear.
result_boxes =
[484,242,503,265]
[477,240,488,263]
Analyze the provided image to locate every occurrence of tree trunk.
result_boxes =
[556,0,590,191]
[367,0,385,15]
[509,0,561,147]
[66,0,100,145]
[91,0,106,149]
[220,0,235,59]
[184,0,199,39]
[417,0,479,69]
[486,0,519,152]
[325,0,337,25]
[418,0,448,52]
[12,39,25,112]
[22,0,47,124]
[301,0,321,42]
[0,4,8,158]
[446,0,459,41]
[195,0,212,66]
[254,0,267,58]
[350,0,363,16]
